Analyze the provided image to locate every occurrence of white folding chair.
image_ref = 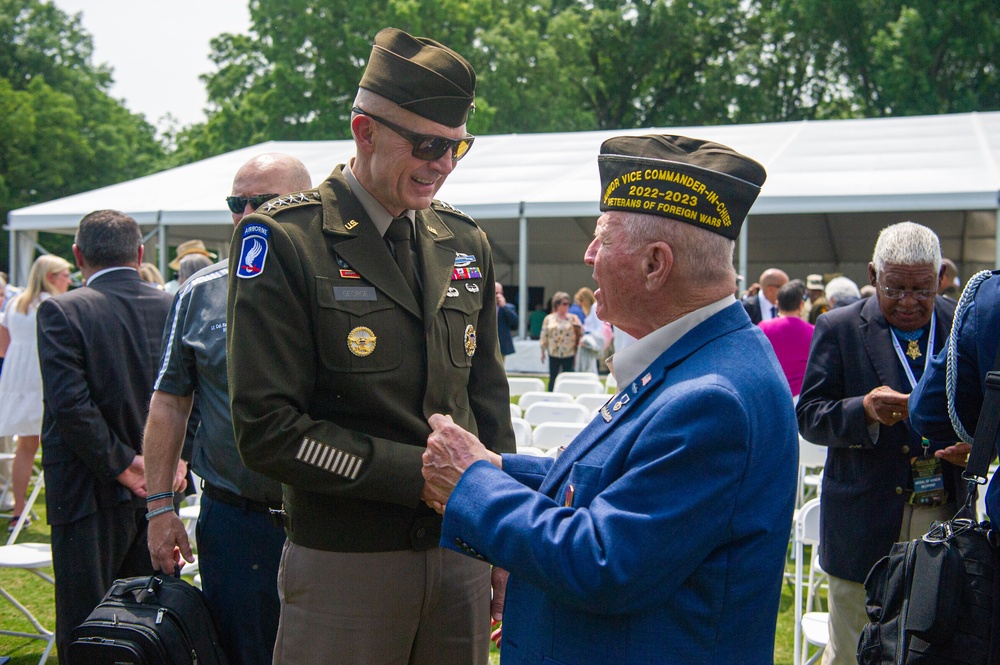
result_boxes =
[797,436,827,508]
[977,463,999,522]
[517,390,573,411]
[523,402,591,427]
[507,376,546,397]
[177,472,203,586]
[551,377,605,397]
[0,469,55,664]
[574,392,611,412]
[531,422,587,451]
[552,372,599,392]
[794,498,829,665]
[604,372,618,393]
[511,417,533,449]
[516,446,546,457]
[509,402,522,419]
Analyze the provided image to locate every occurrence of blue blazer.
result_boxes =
[911,273,1000,523]
[443,302,798,664]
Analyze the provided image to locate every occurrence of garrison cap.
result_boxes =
[359,27,476,128]
[598,135,767,240]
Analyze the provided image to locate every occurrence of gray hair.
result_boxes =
[825,276,861,303]
[620,212,735,285]
[872,221,941,275]
[178,254,214,285]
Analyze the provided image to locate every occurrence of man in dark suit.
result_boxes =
[796,221,964,665]
[37,209,175,661]
[742,267,788,324]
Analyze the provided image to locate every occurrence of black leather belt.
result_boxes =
[201,482,280,514]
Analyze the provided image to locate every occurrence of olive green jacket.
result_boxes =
[226,166,514,552]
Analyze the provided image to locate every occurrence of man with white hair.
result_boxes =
[420,134,798,663]
[824,275,862,309]
[797,221,964,665]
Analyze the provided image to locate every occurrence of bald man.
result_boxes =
[743,267,789,324]
[143,153,312,665]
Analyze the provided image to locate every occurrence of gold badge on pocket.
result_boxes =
[347,326,377,357]
[464,325,477,356]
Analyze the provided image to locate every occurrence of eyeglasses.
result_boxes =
[352,107,475,162]
[877,281,936,301]
[226,194,278,214]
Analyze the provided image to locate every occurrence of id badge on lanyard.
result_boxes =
[890,314,945,506]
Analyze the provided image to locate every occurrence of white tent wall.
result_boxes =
[8,112,1000,336]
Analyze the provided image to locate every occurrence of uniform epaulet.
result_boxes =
[258,190,322,216]
[431,199,475,224]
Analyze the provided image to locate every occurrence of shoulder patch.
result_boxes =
[259,190,322,217]
[431,199,475,223]
[236,223,269,279]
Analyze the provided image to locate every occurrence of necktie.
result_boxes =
[386,217,420,299]
[770,305,777,319]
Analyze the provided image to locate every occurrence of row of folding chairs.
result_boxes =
[508,372,616,398]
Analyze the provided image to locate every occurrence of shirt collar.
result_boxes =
[344,162,414,237]
[607,295,735,389]
[86,266,136,285]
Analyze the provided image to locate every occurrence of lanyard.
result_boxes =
[890,311,935,390]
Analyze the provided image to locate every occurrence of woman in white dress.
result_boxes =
[0,254,72,529]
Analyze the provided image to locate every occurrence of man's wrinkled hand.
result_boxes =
[934,442,972,468]
[421,414,497,512]
[863,386,909,426]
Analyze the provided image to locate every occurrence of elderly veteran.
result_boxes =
[421,135,798,664]
[796,221,962,665]
[226,28,515,665]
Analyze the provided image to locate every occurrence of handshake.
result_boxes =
[421,413,502,514]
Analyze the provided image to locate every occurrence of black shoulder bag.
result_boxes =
[857,278,1000,664]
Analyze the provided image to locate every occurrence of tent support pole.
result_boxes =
[994,206,1000,269]
[157,213,167,279]
[738,216,749,292]
[8,228,16,288]
[517,202,528,340]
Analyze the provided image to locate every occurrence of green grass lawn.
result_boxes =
[0,487,818,664]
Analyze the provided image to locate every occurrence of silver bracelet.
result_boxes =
[145,505,176,521]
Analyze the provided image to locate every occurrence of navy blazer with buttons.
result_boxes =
[796,294,959,583]
[443,302,798,664]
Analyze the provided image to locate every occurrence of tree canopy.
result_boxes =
[167,0,998,162]
[0,0,165,270]
[4,0,998,269]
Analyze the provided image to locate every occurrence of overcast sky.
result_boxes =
[52,0,251,130]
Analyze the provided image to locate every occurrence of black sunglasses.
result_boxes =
[352,107,475,162]
[226,194,279,214]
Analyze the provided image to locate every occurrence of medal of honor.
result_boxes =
[906,340,921,360]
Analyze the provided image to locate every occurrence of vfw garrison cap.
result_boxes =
[359,27,476,128]
[598,135,767,240]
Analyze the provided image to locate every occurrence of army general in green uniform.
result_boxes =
[226,28,515,665]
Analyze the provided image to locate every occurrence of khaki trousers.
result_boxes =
[273,541,491,665]
[821,502,953,665]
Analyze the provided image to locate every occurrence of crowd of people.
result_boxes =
[0,25,994,665]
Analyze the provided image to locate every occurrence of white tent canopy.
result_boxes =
[9,111,1000,331]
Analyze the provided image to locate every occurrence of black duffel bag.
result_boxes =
[858,516,1000,664]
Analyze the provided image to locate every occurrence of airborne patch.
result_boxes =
[236,224,269,279]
